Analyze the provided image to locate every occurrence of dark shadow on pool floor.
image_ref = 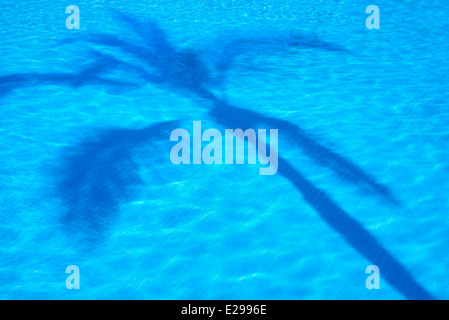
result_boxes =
[0,52,140,97]
[2,11,432,299]
[58,121,178,241]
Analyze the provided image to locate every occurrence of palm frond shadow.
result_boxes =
[0,52,140,97]
[4,11,431,299]
[57,121,179,241]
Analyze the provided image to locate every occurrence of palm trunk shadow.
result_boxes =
[278,157,433,300]
[205,95,431,299]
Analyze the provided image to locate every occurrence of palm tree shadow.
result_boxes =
[4,11,431,298]
[57,121,179,242]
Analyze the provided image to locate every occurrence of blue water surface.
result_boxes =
[0,0,448,299]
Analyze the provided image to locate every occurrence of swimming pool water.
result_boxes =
[0,0,448,299]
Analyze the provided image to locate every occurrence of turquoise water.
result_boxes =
[1,0,448,299]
